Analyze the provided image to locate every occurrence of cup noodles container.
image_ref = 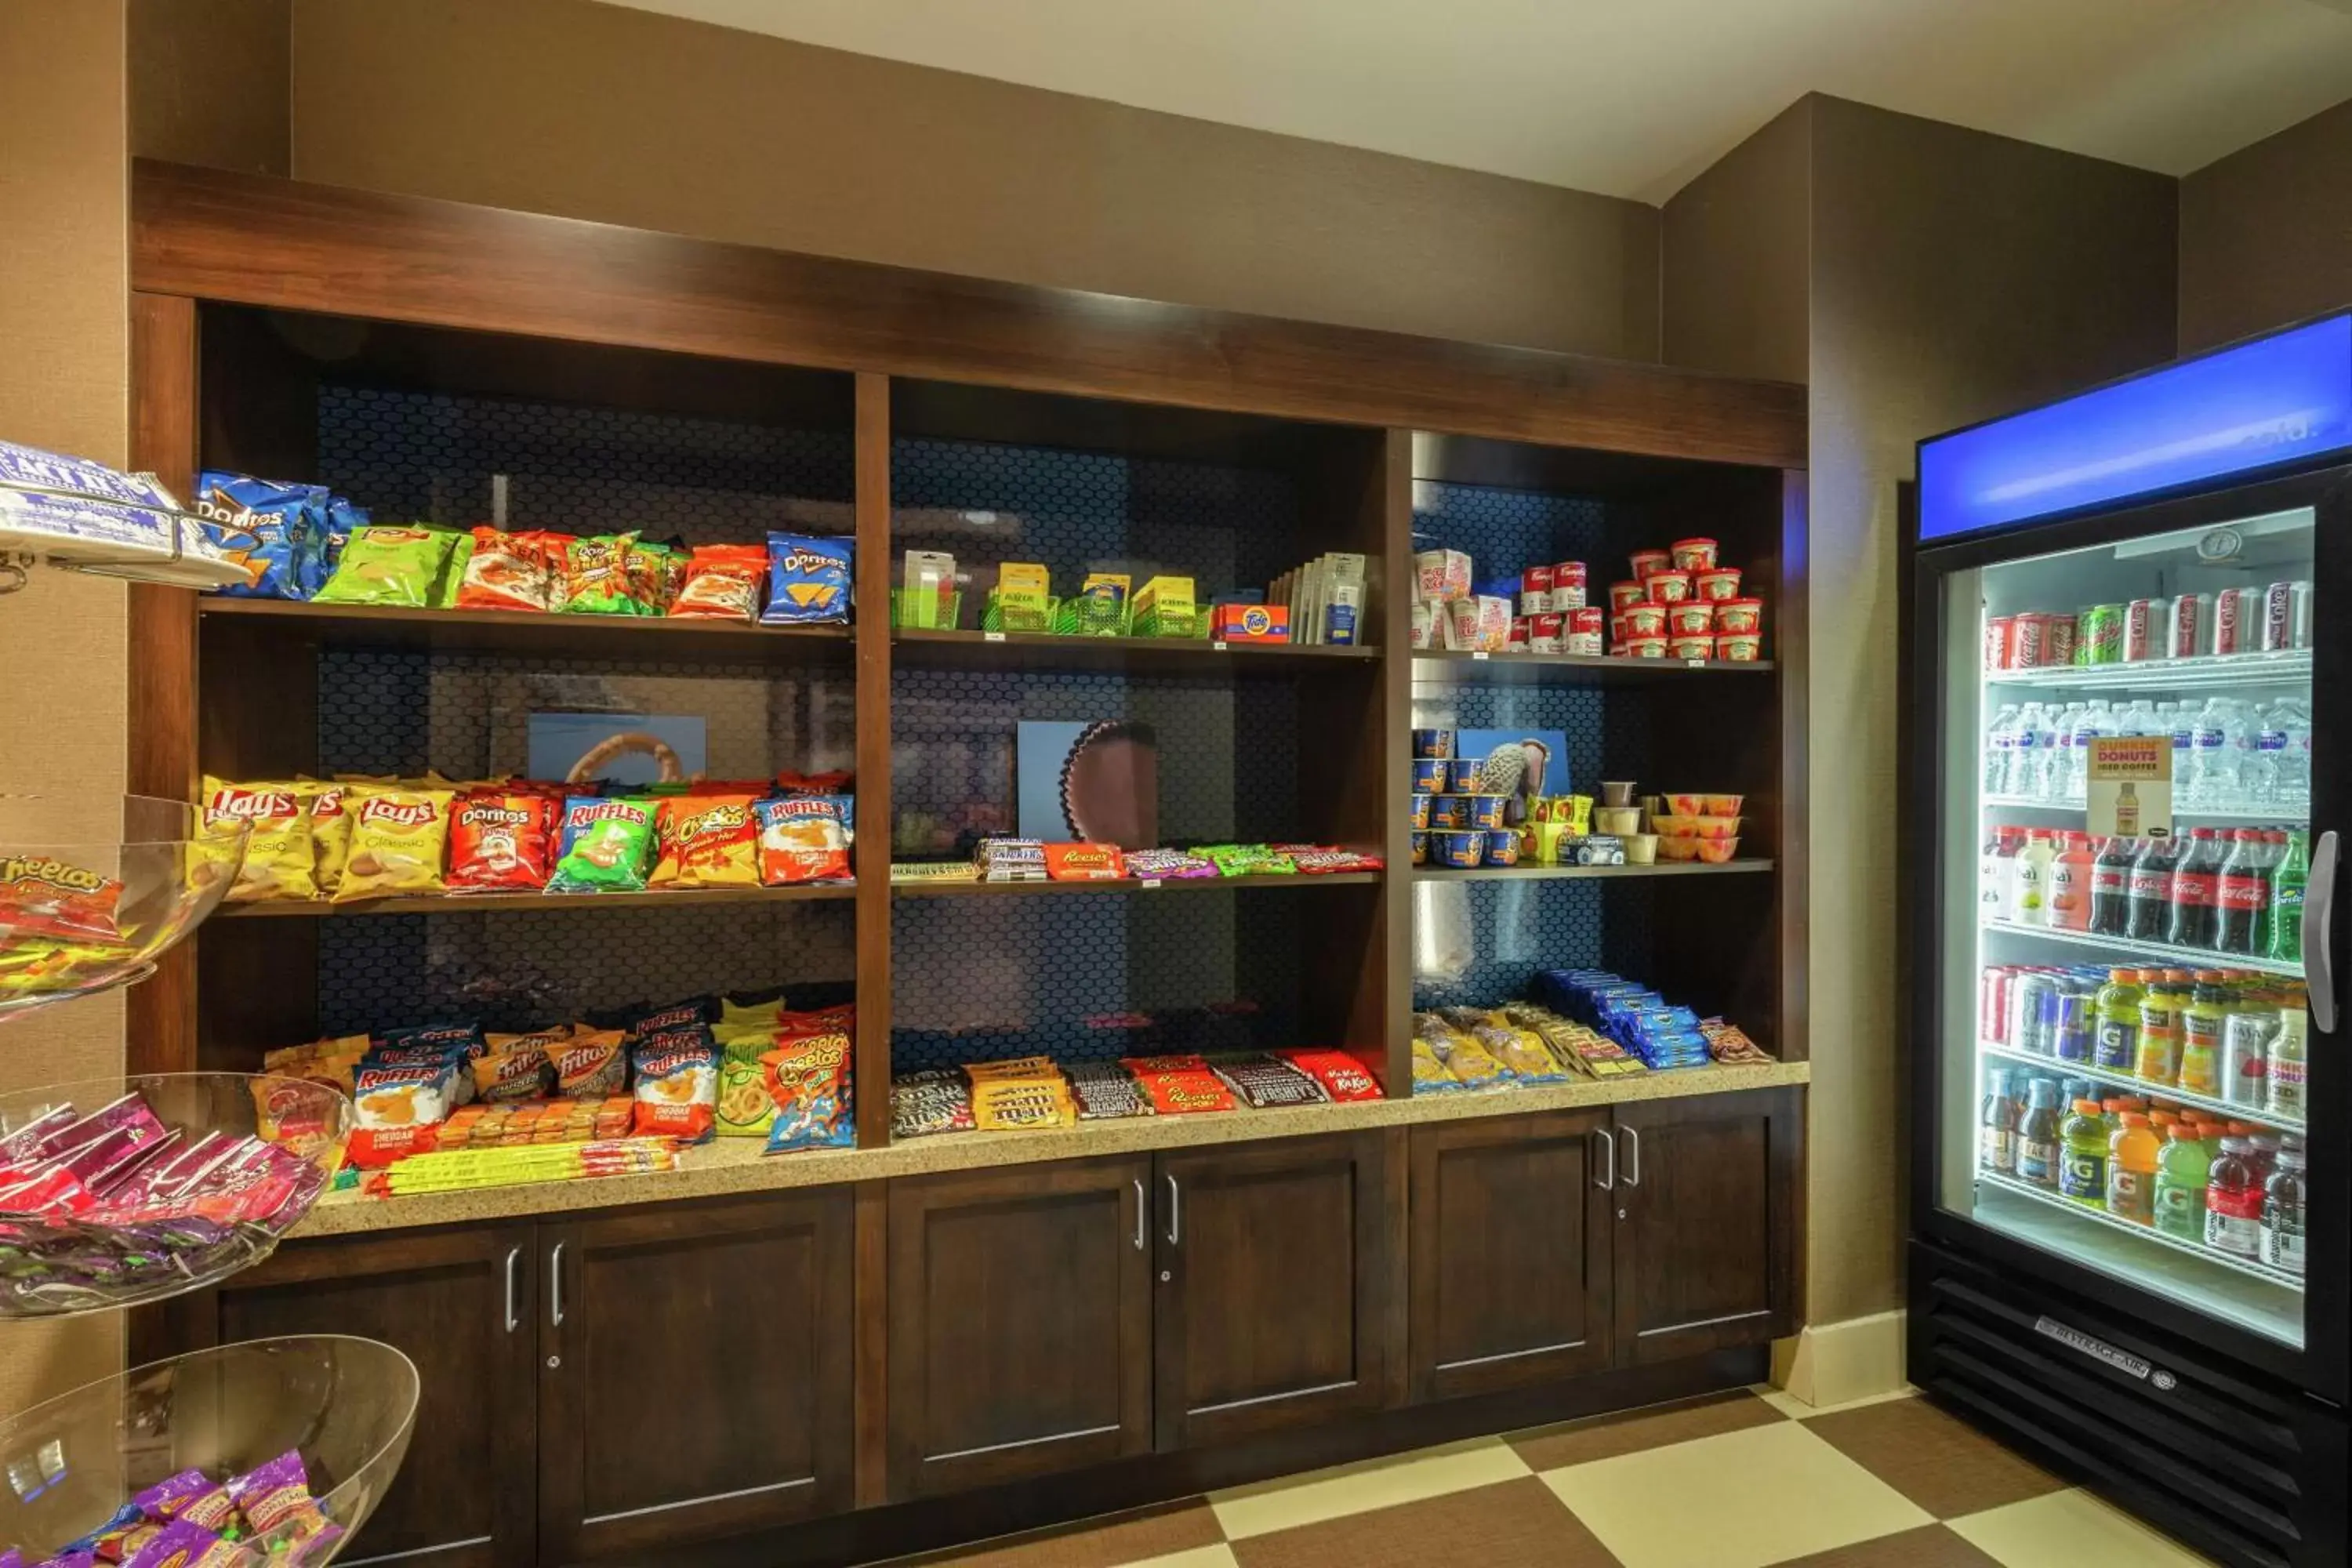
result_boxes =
[1693,567,1743,603]
[1608,579,1648,614]
[1530,612,1565,652]
[1414,549,1472,603]
[1622,601,1668,638]
[1644,569,1694,604]
[1629,548,1673,581]
[1718,633,1762,662]
[1409,599,1436,648]
[1553,561,1589,609]
[1666,601,1715,637]
[1668,633,1715,660]
[1446,598,1483,651]
[1625,634,1668,659]
[2043,613,2076,668]
[1714,598,1762,637]
[1519,564,1554,614]
[1670,538,1719,572]
[1476,594,1515,651]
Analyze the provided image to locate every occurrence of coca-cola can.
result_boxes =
[2012,612,2048,669]
[2263,580,2311,652]
[2044,614,2076,668]
[1985,615,2015,671]
[2216,585,2254,656]
[2294,580,2315,648]
[1980,965,2013,1045]
[2123,598,2159,662]
[2169,593,2211,659]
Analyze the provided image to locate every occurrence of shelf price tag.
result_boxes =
[1685,658,1706,667]
[983,631,1006,643]
[1139,878,1163,889]
[1211,641,1228,652]
[1471,651,1490,661]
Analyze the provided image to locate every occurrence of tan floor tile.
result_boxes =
[1949,1489,2220,1567]
[909,1501,1226,1568]
[1229,1475,1619,1568]
[1772,1523,2005,1567]
[1209,1435,1529,1541]
[1753,1385,1922,1421]
[1123,1551,1241,1568]
[1541,1419,1933,1568]
[1804,1396,2065,1519]
[1509,1388,1788,1471]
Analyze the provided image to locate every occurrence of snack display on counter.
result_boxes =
[16,1443,350,1564]
[198,773,855,904]
[1533,968,1777,1071]
[885,1047,1386,1136]
[1410,536,1765,661]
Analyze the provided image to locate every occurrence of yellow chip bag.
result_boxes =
[299,779,352,895]
[201,777,317,902]
[332,787,455,902]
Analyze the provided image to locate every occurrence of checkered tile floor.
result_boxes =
[891,1387,2219,1568]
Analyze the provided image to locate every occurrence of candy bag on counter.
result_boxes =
[557,532,647,615]
[201,779,317,902]
[311,524,460,608]
[547,797,655,892]
[332,788,454,902]
[758,532,854,625]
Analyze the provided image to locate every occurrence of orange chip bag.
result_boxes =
[332,787,455,902]
[667,543,768,621]
[552,1028,626,1098]
[201,778,318,902]
[650,795,760,888]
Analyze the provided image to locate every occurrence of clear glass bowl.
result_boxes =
[0,794,245,1018]
[0,1334,417,1564]
[0,1073,350,1319]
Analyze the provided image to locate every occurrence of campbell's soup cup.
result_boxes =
[1668,633,1715,660]
[1666,601,1715,637]
[1625,634,1668,659]
[1644,568,1693,604]
[1629,548,1673,580]
[1719,633,1762,662]
[1623,601,1668,638]
[1693,567,1743,602]
[1670,537,1719,572]
[1607,579,1648,614]
[1715,597,1762,636]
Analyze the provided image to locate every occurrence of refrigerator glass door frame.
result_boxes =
[1905,463,2352,1404]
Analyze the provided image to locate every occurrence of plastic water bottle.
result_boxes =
[2122,699,2161,740]
[2064,701,2111,804]
[2187,698,2232,808]
[2169,702,2195,788]
[1984,703,2020,796]
[2038,703,2080,801]
[2274,699,2311,809]
[2249,703,2288,805]
[2230,700,2264,808]
[2005,702,2045,798]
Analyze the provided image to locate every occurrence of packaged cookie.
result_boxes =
[668,543,768,620]
[446,790,557,893]
[311,524,461,608]
[755,795,854,884]
[201,779,317,902]
[547,797,656,893]
[758,532,855,624]
[332,788,454,902]
[651,794,760,888]
[454,525,554,612]
[557,532,644,615]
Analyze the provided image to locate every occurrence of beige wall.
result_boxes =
[0,0,134,1412]
[1661,100,1812,387]
[2179,96,2352,352]
[129,0,289,175]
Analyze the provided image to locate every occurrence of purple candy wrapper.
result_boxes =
[0,1105,76,1171]
[121,1519,247,1566]
[224,1449,313,1535]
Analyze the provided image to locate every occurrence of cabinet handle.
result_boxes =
[1593,1127,1615,1189]
[503,1247,520,1334]
[1133,1178,1146,1251]
[2308,829,2338,1033]
[548,1241,565,1328]
[1621,1126,1642,1189]
[1165,1173,1181,1247]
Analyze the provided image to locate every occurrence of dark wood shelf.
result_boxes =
[198,597,854,662]
[215,884,858,916]
[892,627,1380,675]
[1412,860,1774,882]
[1410,649,1773,684]
[891,871,1381,896]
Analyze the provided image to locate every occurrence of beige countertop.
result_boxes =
[291,1059,1809,1239]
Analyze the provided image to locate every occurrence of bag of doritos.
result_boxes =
[192,472,324,600]
[758,532,854,625]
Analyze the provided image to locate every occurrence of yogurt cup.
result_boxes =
[1719,633,1762,662]
[1666,601,1715,637]
[1715,598,1762,636]
[1668,633,1715,660]
[1435,829,1486,868]
[1429,794,1474,829]
[1625,634,1668,659]
[1410,758,1446,793]
[1623,601,1668,638]
[1671,537,1719,572]
[1484,829,1522,866]
[1408,793,1433,830]
[1443,759,1483,793]
[1629,548,1673,581]
[1608,579,1649,613]
[1693,566,1743,603]
[1644,568,1693,604]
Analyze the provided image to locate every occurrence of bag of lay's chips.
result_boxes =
[332,787,455,902]
[201,779,317,902]
[312,524,462,608]
[192,472,324,600]
[758,532,854,625]
[297,780,351,896]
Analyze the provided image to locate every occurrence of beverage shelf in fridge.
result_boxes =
[1976,1167,2304,1294]
[1981,793,2307,826]
[1980,917,2303,979]
[1977,1039,2305,1133]
[1987,649,2310,695]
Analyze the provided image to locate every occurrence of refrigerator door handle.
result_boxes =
[2310,829,2339,1033]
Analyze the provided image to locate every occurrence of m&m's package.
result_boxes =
[547,797,656,893]
[758,532,854,624]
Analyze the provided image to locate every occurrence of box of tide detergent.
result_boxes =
[1211,602,1289,643]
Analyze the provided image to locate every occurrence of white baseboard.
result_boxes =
[1769,1310,1909,1410]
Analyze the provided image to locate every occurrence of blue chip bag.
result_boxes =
[193,471,323,598]
[758,532,854,625]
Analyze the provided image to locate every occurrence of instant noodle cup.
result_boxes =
[1409,759,1445,792]
[1668,633,1715,660]
[1435,830,1485,868]
[1408,793,1432,830]
[1703,793,1745,817]
[1622,602,1667,638]
[1484,829,1520,866]
[1715,597,1762,635]
[1428,795,1473,830]
[1695,837,1743,864]
[1694,567,1744,602]
[1645,569,1693,604]
[1467,795,1508,830]
[1411,729,1455,760]
[1445,599,1483,650]
[1670,537,1719,572]
[1607,579,1648,613]
[1719,633,1762,662]
[1443,759,1483,793]
[1629,548,1672,580]
[1667,601,1715,637]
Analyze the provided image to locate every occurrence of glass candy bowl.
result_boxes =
[0,1335,418,1564]
[0,794,245,1018]
[0,1073,350,1319]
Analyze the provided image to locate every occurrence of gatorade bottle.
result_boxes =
[2178,972,2229,1097]
[2169,828,2225,949]
[2216,829,2274,956]
[2153,1123,2212,1242]
[1980,1069,2019,1175]
[2016,1080,2063,1190]
[2126,834,2180,942]
[2261,1142,2307,1276]
[2205,1136,2264,1256]
[2092,968,2143,1071]
[2089,836,2136,935]
[2136,970,2189,1085]
[2107,1112,2160,1225]
[2050,833,2096,931]
[2269,829,2308,965]
[2012,829,2056,926]
[2060,1098,2109,1206]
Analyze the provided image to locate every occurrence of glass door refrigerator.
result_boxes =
[1906,314,2352,1568]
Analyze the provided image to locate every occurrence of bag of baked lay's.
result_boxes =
[758,532,854,625]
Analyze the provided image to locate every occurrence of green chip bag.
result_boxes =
[435,528,477,608]
[547,796,656,892]
[312,525,462,608]
[559,532,647,615]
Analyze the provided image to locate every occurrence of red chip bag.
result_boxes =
[668,543,768,621]
[454,526,555,612]
[446,791,557,893]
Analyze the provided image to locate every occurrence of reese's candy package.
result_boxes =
[311,524,461,608]
[547,797,656,893]
[201,779,317,902]
[446,790,557,893]
[454,525,555,612]
[758,532,854,625]
[332,788,454,902]
[557,532,647,615]
[650,794,760,888]
[668,543,768,620]
[755,795,854,884]
[631,1033,718,1143]
[1043,842,1125,881]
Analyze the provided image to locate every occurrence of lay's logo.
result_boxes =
[360,796,441,828]
[208,788,298,822]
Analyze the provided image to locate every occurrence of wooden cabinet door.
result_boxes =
[1407,1110,1614,1403]
[215,1224,539,1568]
[1154,1131,1400,1450]
[1612,1087,1804,1365]
[887,1157,1154,1499]
[536,1189,854,1562]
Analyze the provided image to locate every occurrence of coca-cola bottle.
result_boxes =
[2216,829,2275,956]
[2089,836,2136,936]
[2126,834,2180,942]
[2167,827,2226,949]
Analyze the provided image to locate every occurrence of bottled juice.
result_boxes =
[2011,830,2056,926]
[2268,999,2308,1120]
[2177,973,2230,1098]
[2092,968,2143,1071]
[2107,1112,2160,1225]
[2136,971,2190,1085]
[2016,1080,2063,1190]
[1980,1069,2019,1175]
[2261,1142,2307,1276]
[2060,1098,2109,1206]
[2050,833,2096,931]
[2153,1123,2212,1242]
[2205,1136,2264,1257]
